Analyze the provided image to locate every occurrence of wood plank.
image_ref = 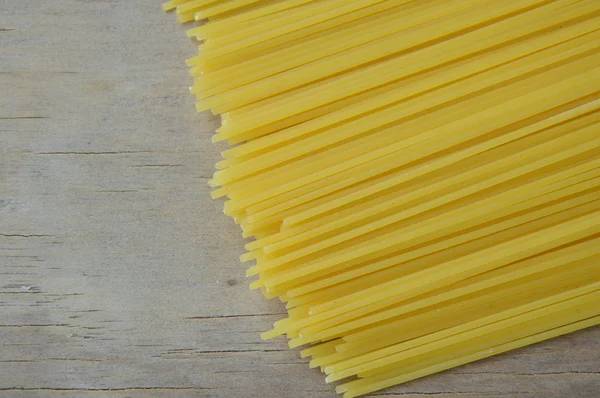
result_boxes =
[1,1,598,397]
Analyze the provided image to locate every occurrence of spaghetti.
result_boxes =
[164,1,600,396]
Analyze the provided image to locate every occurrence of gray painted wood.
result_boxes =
[1,1,598,397]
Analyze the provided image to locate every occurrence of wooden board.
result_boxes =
[1,1,598,397]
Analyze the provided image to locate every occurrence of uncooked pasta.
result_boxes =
[164,1,600,396]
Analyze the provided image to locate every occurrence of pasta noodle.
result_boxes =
[164,1,600,396]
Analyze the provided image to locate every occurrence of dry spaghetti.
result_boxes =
[164,1,600,396]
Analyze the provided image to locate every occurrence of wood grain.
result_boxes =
[0,1,598,397]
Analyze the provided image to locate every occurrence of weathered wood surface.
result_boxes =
[0,1,598,397]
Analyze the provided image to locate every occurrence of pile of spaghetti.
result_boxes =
[164,1,600,396]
